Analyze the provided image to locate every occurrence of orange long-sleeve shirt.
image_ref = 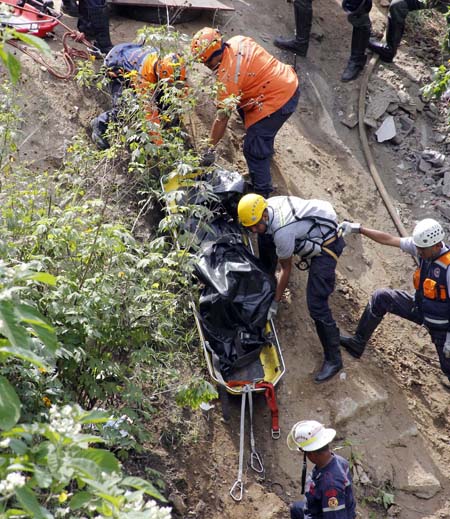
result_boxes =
[216,36,299,128]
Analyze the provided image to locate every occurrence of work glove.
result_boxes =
[339,221,361,237]
[444,333,450,359]
[267,300,279,321]
[200,147,216,167]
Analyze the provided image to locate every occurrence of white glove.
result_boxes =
[339,221,361,237]
[267,300,279,321]
[444,333,450,359]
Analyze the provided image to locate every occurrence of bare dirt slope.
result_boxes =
[11,0,450,516]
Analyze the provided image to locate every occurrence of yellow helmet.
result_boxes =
[156,53,187,83]
[190,27,223,63]
[237,194,268,227]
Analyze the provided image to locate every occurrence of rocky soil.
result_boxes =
[10,0,450,516]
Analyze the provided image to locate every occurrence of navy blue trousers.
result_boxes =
[258,235,345,323]
[370,288,450,378]
[243,87,300,197]
[307,236,345,325]
[93,44,143,137]
[291,501,310,519]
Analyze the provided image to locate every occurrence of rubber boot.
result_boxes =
[78,5,113,54]
[340,304,383,358]
[368,16,405,63]
[77,1,93,38]
[61,0,78,16]
[90,115,110,150]
[88,6,113,54]
[341,26,370,82]
[273,0,312,56]
[314,321,343,383]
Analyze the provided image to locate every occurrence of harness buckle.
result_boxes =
[295,259,310,271]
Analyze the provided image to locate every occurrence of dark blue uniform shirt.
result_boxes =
[305,454,356,518]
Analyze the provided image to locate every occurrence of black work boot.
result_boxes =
[89,6,113,54]
[340,304,383,358]
[341,26,370,82]
[314,321,343,383]
[368,17,404,63]
[78,5,113,54]
[273,0,312,56]
[61,0,78,16]
[77,2,93,37]
[90,115,110,150]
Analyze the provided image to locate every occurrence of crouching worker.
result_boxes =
[90,43,187,150]
[237,193,346,383]
[340,218,450,388]
[287,420,356,519]
[191,28,299,192]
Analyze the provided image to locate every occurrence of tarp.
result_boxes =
[181,168,247,248]
[194,233,276,377]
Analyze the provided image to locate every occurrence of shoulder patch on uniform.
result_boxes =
[328,497,339,508]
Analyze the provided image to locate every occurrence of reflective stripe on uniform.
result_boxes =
[434,251,450,268]
[323,504,346,512]
[424,317,449,324]
[234,40,243,84]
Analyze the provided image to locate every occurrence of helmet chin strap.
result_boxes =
[301,450,307,495]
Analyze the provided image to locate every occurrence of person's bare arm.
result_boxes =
[360,226,401,248]
[275,257,292,302]
[209,112,230,146]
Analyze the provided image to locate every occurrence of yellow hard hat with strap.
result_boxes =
[237,194,268,227]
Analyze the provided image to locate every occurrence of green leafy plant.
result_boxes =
[175,377,218,410]
[0,404,171,518]
[0,23,51,83]
[0,25,231,516]
[0,262,57,430]
[420,8,450,115]
[364,488,395,511]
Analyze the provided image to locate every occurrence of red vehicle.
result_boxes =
[0,0,60,38]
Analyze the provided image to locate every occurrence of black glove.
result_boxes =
[200,148,216,167]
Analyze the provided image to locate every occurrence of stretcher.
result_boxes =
[162,166,286,501]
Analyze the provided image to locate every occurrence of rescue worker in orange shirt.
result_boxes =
[90,43,186,150]
[191,28,300,199]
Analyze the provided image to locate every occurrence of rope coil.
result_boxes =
[4,0,98,79]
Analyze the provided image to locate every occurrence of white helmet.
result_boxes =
[287,420,336,452]
[412,218,444,248]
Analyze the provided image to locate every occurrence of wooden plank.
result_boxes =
[109,0,234,10]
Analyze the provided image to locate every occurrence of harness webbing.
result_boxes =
[284,196,337,240]
[301,451,307,495]
[227,380,280,437]
[272,197,340,266]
